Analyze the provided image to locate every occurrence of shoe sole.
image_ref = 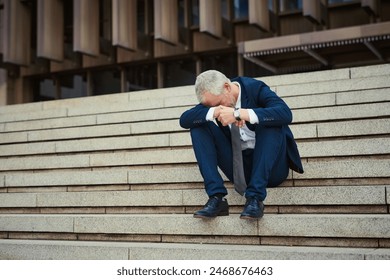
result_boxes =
[240,214,263,220]
[193,212,229,218]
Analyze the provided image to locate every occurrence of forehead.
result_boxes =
[201,92,223,107]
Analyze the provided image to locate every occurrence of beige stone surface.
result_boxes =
[261,68,350,86]
[294,158,390,179]
[5,170,128,187]
[0,64,389,261]
[2,213,388,239]
[276,76,390,97]
[350,63,390,78]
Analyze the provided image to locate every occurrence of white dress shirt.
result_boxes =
[206,82,259,150]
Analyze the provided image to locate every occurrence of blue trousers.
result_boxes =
[190,122,290,201]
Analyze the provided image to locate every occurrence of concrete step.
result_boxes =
[260,63,390,87]
[0,186,387,209]
[1,239,389,260]
[1,66,389,124]
[1,63,387,115]
[284,87,390,110]
[2,84,387,133]
[0,64,389,260]
[0,133,176,157]
[0,213,389,240]
[1,158,388,188]
[1,118,389,157]
[1,103,389,145]
[0,137,389,171]
[274,75,390,97]
[292,102,390,123]
[0,85,193,115]
[2,86,389,134]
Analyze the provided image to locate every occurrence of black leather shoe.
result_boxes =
[240,197,264,219]
[193,196,229,218]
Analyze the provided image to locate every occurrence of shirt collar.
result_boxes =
[232,81,241,108]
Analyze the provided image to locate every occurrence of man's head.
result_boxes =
[195,70,236,107]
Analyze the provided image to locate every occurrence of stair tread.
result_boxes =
[0,64,389,259]
[0,239,389,260]
[0,186,387,208]
[0,213,389,239]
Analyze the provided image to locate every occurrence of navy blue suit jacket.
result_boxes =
[180,77,304,174]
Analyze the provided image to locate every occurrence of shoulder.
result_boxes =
[231,76,267,88]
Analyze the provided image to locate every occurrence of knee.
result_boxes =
[189,123,216,146]
[254,126,286,153]
[255,125,282,135]
[255,126,284,143]
[190,122,221,139]
[190,124,208,141]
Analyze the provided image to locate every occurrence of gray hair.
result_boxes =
[195,70,230,102]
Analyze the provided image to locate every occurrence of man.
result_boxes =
[180,70,304,219]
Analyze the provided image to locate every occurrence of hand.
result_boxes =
[216,105,235,126]
[213,106,222,119]
[234,120,245,128]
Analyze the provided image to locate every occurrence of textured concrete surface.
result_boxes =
[316,118,390,138]
[261,68,351,86]
[1,214,389,239]
[0,185,385,208]
[350,63,390,79]
[0,193,37,207]
[1,157,387,187]
[0,107,68,123]
[4,170,128,187]
[294,158,390,179]
[0,215,74,232]
[1,66,388,129]
[293,102,390,123]
[276,76,390,97]
[3,115,97,133]
[28,123,132,142]
[0,64,389,260]
[1,239,390,260]
[0,154,91,171]
[0,141,57,156]
[55,134,171,153]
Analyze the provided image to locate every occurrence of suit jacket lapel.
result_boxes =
[234,77,250,109]
[234,77,256,131]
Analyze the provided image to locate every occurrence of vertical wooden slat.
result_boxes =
[199,0,222,38]
[303,0,321,24]
[2,0,31,65]
[249,0,270,32]
[37,0,64,61]
[112,0,137,50]
[154,0,178,45]
[73,0,99,56]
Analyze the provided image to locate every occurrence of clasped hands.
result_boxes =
[214,105,245,128]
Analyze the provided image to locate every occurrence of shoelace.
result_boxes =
[245,198,259,208]
[205,197,220,208]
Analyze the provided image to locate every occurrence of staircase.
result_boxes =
[0,64,389,260]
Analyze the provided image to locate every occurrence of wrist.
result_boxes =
[235,108,250,122]
[233,108,241,121]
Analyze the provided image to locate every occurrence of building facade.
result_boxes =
[0,0,389,105]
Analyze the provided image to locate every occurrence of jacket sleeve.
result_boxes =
[250,81,292,126]
[179,103,211,129]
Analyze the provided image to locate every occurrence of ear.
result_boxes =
[223,82,230,93]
